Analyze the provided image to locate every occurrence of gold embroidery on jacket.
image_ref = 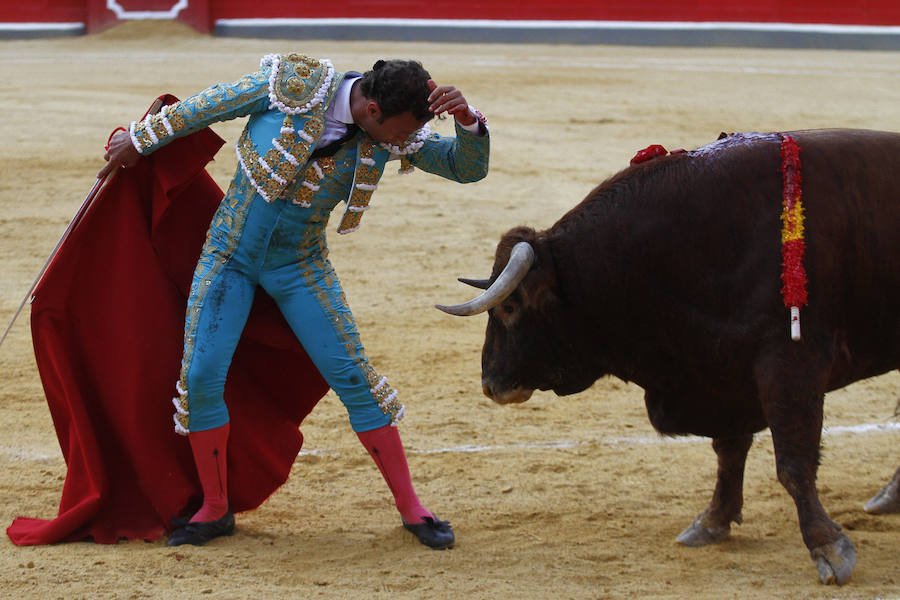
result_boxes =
[337,139,384,234]
[269,54,333,113]
[132,71,270,152]
[236,111,326,202]
[293,156,337,207]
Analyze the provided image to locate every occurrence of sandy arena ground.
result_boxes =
[0,21,898,599]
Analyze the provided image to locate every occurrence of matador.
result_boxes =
[101,53,490,549]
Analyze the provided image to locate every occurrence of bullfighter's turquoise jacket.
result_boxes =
[131,53,489,233]
[129,53,490,436]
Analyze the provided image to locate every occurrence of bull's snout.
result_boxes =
[482,378,534,405]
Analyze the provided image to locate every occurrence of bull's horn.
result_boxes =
[435,241,535,316]
[458,277,491,289]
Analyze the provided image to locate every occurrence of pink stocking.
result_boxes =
[187,422,230,523]
[357,424,433,524]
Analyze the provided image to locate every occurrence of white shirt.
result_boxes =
[319,75,360,146]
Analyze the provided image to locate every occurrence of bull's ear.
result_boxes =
[458,277,491,290]
[537,287,561,310]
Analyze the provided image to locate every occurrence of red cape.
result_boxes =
[7,96,329,545]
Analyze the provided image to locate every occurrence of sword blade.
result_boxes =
[0,173,114,350]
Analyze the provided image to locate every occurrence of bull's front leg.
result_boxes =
[677,434,753,546]
[756,353,856,585]
[767,419,856,585]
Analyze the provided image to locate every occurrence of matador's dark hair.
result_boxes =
[358,59,434,123]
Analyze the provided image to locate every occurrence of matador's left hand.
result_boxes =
[427,80,476,126]
[99,129,141,179]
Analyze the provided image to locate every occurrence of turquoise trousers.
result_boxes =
[174,171,401,434]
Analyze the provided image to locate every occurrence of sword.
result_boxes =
[0,172,114,350]
[1,100,163,351]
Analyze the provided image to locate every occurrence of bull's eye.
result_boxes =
[502,304,515,315]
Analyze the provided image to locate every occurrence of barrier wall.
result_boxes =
[4,1,900,27]
[0,1,85,23]
[209,1,900,27]
[1,1,898,47]
[0,0,209,34]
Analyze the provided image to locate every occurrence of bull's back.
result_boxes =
[692,128,900,385]
[565,128,900,394]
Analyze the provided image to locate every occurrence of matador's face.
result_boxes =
[358,105,426,146]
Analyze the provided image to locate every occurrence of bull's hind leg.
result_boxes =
[756,352,856,585]
[677,434,753,546]
[864,465,900,514]
[864,396,900,512]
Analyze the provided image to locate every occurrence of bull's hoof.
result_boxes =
[811,534,856,585]
[863,472,900,514]
[675,511,733,547]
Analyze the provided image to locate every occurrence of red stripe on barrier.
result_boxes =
[2,1,899,28]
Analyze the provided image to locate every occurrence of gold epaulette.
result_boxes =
[261,53,335,115]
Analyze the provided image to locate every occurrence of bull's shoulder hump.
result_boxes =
[688,132,780,159]
[690,129,900,159]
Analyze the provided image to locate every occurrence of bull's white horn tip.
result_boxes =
[434,303,476,316]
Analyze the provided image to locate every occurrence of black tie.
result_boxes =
[309,124,360,160]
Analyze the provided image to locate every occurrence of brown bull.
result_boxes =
[438,129,900,585]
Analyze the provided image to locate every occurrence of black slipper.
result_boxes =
[403,516,455,549]
[171,515,190,528]
[167,510,235,546]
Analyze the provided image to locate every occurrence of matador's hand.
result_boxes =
[427,79,476,126]
[98,129,141,178]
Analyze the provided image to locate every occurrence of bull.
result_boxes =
[437,129,900,585]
